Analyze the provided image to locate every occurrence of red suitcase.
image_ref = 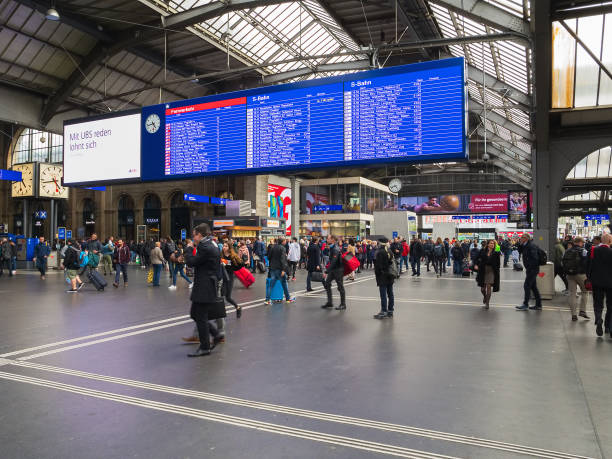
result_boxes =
[342,253,360,276]
[235,267,255,288]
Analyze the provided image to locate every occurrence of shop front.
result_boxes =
[118,195,135,241]
[194,216,285,241]
[143,194,161,241]
[82,198,96,238]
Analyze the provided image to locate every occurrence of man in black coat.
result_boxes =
[322,235,346,310]
[184,223,222,357]
[587,233,612,337]
[306,237,322,292]
[373,237,395,319]
[409,237,424,277]
[516,234,542,311]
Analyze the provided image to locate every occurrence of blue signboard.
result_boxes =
[84,186,106,191]
[313,205,343,212]
[181,229,187,241]
[35,211,47,220]
[58,227,66,239]
[392,231,399,239]
[183,193,210,203]
[585,214,610,221]
[140,57,467,181]
[66,230,72,239]
[0,169,22,181]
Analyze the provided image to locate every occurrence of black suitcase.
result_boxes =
[256,261,266,273]
[461,262,471,277]
[513,262,524,271]
[88,269,107,291]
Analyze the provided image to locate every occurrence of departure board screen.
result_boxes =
[139,57,467,182]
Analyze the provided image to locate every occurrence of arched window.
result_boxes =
[12,128,63,165]
[170,192,185,208]
[118,195,135,210]
[144,194,161,209]
[566,147,612,179]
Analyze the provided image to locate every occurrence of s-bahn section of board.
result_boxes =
[103,57,468,184]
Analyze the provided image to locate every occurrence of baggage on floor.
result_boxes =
[513,262,524,271]
[88,269,107,291]
[462,261,471,277]
[267,277,284,302]
[235,267,255,288]
[256,260,266,273]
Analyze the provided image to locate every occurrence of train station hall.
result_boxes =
[0,1,611,458]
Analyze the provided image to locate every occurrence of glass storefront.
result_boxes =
[300,220,367,238]
[301,184,397,216]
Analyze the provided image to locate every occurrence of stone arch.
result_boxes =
[143,193,162,210]
[118,193,135,210]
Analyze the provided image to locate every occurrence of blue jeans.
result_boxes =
[400,256,409,273]
[453,259,463,275]
[172,264,192,286]
[503,251,510,267]
[266,269,291,301]
[153,264,162,286]
[379,284,394,312]
[115,263,128,284]
[447,251,451,266]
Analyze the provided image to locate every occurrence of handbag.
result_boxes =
[147,268,153,283]
[208,279,227,320]
[585,279,593,291]
[310,271,326,283]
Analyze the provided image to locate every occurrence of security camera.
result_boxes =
[483,153,490,162]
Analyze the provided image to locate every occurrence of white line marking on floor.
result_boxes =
[0,370,460,459]
[7,359,591,459]
[9,275,375,360]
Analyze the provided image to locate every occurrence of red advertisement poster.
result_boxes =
[268,184,292,235]
[304,192,329,214]
[468,194,508,213]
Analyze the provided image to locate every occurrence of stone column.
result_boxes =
[290,176,301,237]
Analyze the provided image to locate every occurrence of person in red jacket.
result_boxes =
[112,239,130,288]
[401,239,410,274]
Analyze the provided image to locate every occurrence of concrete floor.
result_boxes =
[0,264,610,459]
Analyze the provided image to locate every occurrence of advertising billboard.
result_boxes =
[508,191,530,222]
[399,194,508,214]
[268,184,292,235]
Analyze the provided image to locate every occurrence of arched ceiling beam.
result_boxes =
[469,99,533,141]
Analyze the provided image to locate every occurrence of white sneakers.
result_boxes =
[188,283,194,289]
[168,285,177,290]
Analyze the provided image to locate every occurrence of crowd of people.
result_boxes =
[2,226,611,351]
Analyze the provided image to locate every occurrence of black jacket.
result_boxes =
[184,238,221,304]
[451,246,464,261]
[268,243,289,272]
[410,240,424,258]
[390,242,402,259]
[587,245,612,289]
[63,246,81,270]
[306,243,321,272]
[520,240,540,271]
[374,245,395,286]
[327,243,343,274]
[475,250,501,292]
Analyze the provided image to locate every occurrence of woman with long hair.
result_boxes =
[221,242,243,318]
[474,239,501,309]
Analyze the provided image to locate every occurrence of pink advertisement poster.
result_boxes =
[467,194,508,213]
[304,191,330,214]
[268,184,292,235]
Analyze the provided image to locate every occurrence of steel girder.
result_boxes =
[469,99,533,140]
[475,126,531,161]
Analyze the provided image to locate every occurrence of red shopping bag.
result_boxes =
[235,267,255,288]
[342,253,360,276]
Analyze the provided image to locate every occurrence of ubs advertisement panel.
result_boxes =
[399,193,508,214]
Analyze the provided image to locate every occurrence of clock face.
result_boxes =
[11,163,35,197]
[388,178,402,193]
[39,164,69,199]
[145,114,160,134]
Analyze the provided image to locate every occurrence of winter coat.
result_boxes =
[306,243,321,272]
[374,245,395,286]
[588,245,612,289]
[150,247,165,265]
[184,238,221,304]
[475,249,501,292]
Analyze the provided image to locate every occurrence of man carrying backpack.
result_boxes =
[516,234,543,311]
[373,237,397,319]
[562,237,590,322]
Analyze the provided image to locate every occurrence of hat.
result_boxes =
[378,237,389,243]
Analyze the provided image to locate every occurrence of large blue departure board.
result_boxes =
[138,57,467,182]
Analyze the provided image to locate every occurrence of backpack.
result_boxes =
[537,246,548,266]
[562,248,582,275]
[434,245,444,258]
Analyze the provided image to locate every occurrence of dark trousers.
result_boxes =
[523,268,542,306]
[152,264,162,286]
[306,270,314,290]
[554,265,569,290]
[379,284,394,313]
[410,257,421,275]
[503,251,510,267]
[36,259,47,276]
[325,270,346,306]
[190,302,219,351]
[592,286,612,328]
[289,261,298,278]
[433,258,445,274]
[115,263,128,284]
[453,259,463,275]
[224,274,238,308]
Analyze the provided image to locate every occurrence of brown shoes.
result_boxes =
[181,336,200,344]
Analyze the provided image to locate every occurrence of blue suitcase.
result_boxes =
[267,277,284,302]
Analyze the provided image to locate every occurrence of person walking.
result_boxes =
[169,242,193,290]
[450,241,464,276]
[220,242,243,318]
[410,237,424,276]
[112,239,130,288]
[150,241,165,287]
[322,235,346,310]
[287,237,300,281]
[101,237,115,276]
[87,233,103,271]
[33,236,51,280]
[587,233,612,337]
[400,238,410,274]
[474,240,501,309]
[562,236,590,322]
[423,238,434,272]
[516,234,543,311]
[432,238,446,277]
[373,237,396,319]
[552,239,569,294]
[264,237,295,305]
[306,237,322,292]
[184,223,223,357]
[63,240,84,293]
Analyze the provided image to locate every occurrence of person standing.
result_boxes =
[306,237,322,292]
[264,237,295,305]
[444,238,451,268]
[184,223,222,357]
[150,241,165,287]
[587,233,612,337]
[0,237,7,276]
[410,237,424,277]
[373,237,396,319]
[288,237,301,281]
[112,239,130,288]
[423,238,434,272]
[101,237,115,276]
[390,237,402,273]
[552,239,569,294]
[501,238,511,268]
[400,239,410,275]
[322,235,346,310]
[516,234,543,311]
[474,240,501,309]
[451,241,464,276]
[33,236,51,280]
[562,236,590,322]
[432,238,446,278]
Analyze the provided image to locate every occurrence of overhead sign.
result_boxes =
[66,230,72,239]
[213,220,234,227]
[184,193,209,203]
[35,211,47,220]
[58,227,66,239]
[0,169,22,181]
[313,205,343,212]
[584,214,610,221]
[84,186,106,191]
[400,193,508,214]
